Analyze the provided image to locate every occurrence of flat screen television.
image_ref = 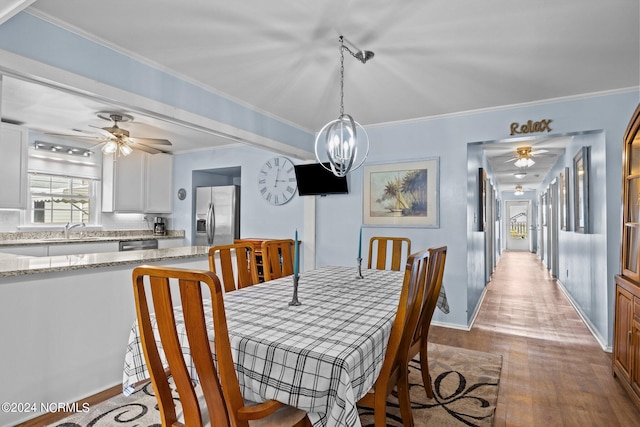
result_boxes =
[294,162,349,196]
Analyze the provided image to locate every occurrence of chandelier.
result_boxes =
[514,185,524,196]
[315,36,373,177]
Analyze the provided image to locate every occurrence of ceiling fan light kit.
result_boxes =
[514,157,535,168]
[315,36,372,177]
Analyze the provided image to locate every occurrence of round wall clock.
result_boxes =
[258,156,297,205]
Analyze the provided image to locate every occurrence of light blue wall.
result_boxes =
[173,145,305,245]
[1,10,639,342]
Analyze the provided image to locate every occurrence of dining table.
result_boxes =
[122,265,448,427]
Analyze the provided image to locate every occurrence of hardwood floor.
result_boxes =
[430,250,640,426]
[19,250,640,427]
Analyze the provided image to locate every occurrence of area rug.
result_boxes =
[49,343,501,427]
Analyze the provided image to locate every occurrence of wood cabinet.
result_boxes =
[102,151,172,213]
[0,123,28,209]
[615,103,640,410]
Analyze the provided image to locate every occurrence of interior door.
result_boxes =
[550,180,559,278]
[506,200,530,251]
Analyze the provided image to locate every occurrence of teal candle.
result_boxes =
[294,229,299,277]
[358,226,362,259]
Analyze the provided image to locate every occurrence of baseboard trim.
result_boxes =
[555,278,611,352]
[14,384,122,427]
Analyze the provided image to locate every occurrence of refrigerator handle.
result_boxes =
[207,202,216,245]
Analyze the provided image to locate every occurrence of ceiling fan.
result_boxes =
[49,112,172,156]
[505,146,549,168]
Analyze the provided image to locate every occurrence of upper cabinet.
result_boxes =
[145,152,173,213]
[102,151,172,213]
[0,124,28,209]
[615,103,640,411]
[621,104,640,282]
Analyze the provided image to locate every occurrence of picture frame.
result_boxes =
[363,158,439,227]
[573,146,590,234]
[478,168,486,231]
[560,167,570,231]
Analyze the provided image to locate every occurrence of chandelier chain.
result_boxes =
[339,36,345,117]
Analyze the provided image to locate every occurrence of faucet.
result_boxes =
[64,222,85,239]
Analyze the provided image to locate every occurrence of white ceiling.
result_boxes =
[0,1,638,188]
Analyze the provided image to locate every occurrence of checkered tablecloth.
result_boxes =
[122,266,446,427]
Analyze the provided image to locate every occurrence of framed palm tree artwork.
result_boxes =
[363,158,439,227]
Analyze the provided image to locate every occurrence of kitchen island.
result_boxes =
[0,244,210,427]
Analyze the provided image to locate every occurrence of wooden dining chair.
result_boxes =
[132,265,311,427]
[261,239,295,281]
[367,236,411,271]
[397,246,448,409]
[357,248,431,427]
[208,243,259,292]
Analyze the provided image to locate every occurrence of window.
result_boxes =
[29,174,91,224]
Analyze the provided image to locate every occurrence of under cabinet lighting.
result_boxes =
[34,141,92,157]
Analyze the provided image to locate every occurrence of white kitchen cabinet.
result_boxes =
[102,151,172,213]
[1,246,49,257]
[145,152,173,213]
[0,124,28,209]
[47,241,120,256]
[158,238,184,248]
[102,150,146,212]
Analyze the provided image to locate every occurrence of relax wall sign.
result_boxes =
[510,119,553,135]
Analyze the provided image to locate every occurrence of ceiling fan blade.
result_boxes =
[504,158,517,163]
[89,124,116,138]
[531,149,549,155]
[131,142,166,154]
[129,137,172,146]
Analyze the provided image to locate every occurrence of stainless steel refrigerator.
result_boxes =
[194,185,240,246]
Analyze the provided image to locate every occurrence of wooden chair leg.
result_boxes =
[374,393,388,427]
[419,343,434,399]
[397,369,415,427]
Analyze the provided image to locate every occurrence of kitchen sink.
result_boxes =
[41,236,104,242]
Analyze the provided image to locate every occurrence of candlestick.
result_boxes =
[294,229,299,277]
[356,257,364,279]
[289,275,301,306]
[358,226,362,259]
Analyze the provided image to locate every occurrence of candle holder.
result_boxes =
[356,257,364,279]
[289,275,301,306]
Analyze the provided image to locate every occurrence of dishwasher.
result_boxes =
[119,239,159,251]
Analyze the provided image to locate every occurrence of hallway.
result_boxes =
[430,251,640,426]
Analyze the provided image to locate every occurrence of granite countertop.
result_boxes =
[0,230,185,247]
[0,245,210,277]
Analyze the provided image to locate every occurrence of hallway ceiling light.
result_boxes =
[514,185,524,196]
[513,146,535,168]
[314,36,372,177]
[514,171,527,179]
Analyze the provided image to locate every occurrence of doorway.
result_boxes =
[505,200,531,251]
